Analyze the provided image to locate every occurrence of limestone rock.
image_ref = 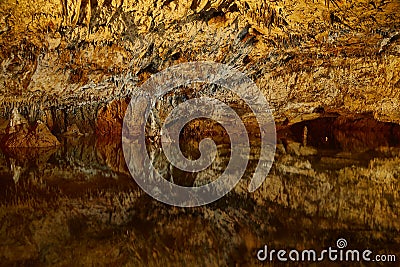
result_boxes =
[7,108,29,134]
[63,123,84,136]
[285,140,318,156]
[0,0,399,126]
[2,112,60,147]
[0,118,8,135]
[96,98,129,136]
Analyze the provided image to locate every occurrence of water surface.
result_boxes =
[0,116,399,266]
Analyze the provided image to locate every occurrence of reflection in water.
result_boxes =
[3,146,59,184]
[0,136,133,201]
[0,116,399,266]
[1,138,115,184]
[10,158,21,183]
[288,116,400,152]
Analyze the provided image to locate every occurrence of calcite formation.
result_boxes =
[0,0,399,134]
[1,2,399,265]
[96,98,129,136]
[2,109,60,147]
[62,123,84,136]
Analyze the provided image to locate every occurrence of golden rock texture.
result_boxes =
[0,0,399,126]
[2,109,60,147]
[1,2,400,265]
[96,98,129,136]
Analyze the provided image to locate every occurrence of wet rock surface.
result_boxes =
[96,98,129,136]
[1,109,60,148]
[0,0,400,266]
[0,0,399,125]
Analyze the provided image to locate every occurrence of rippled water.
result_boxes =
[0,117,399,266]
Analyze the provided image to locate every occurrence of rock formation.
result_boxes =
[0,1,399,266]
[62,123,84,136]
[0,0,399,130]
[96,98,129,136]
[2,109,60,147]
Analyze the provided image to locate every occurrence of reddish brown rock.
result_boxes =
[0,118,8,135]
[96,98,129,136]
[62,123,84,136]
[2,110,60,148]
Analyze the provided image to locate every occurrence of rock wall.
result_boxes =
[0,0,399,128]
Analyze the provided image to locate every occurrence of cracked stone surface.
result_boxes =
[0,0,399,130]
